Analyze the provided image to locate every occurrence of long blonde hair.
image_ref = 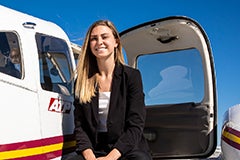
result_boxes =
[75,20,125,104]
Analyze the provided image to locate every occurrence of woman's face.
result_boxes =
[89,25,118,60]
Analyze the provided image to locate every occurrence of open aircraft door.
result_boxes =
[120,16,217,159]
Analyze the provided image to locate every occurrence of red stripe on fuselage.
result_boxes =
[0,134,75,159]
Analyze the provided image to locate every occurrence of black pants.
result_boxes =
[67,149,152,160]
[67,133,152,160]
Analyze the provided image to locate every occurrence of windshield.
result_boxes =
[36,33,74,95]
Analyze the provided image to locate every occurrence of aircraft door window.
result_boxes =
[137,48,204,105]
[36,33,74,95]
[0,32,22,79]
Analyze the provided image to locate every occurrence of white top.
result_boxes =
[98,92,111,132]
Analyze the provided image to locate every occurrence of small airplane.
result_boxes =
[0,5,77,159]
[221,104,240,160]
[0,4,239,160]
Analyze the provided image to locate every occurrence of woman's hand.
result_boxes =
[82,148,97,160]
[97,148,121,160]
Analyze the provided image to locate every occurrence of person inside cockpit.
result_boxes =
[0,48,21,78]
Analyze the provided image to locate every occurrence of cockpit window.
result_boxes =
[36,33,74,95]
[0,32,22,79]
[137,48,204,105]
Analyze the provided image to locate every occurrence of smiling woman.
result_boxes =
[72,20,152,160]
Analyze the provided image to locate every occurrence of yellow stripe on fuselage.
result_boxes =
[0,141,76,159]
[223,130,240,145]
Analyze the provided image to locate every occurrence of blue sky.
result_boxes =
[1,0,240,144]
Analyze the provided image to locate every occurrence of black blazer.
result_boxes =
[74,63,149,155]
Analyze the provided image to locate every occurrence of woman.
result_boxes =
[73,20,151,160]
